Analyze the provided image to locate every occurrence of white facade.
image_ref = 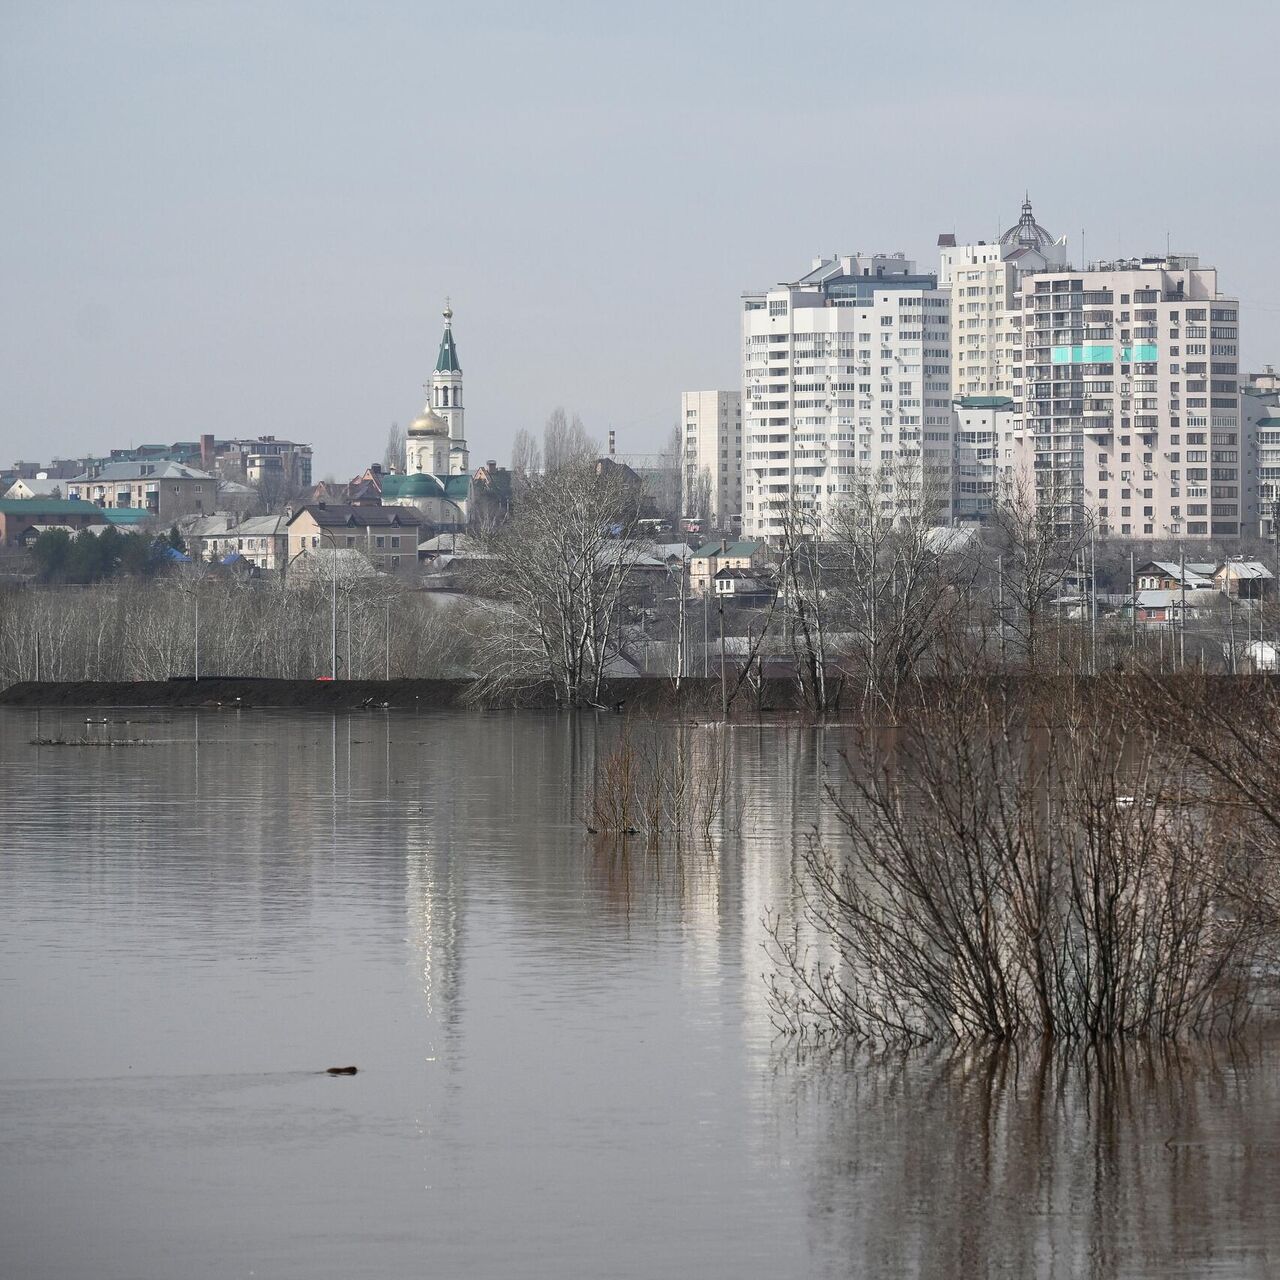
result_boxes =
[1243,384,1277,536]
[939,200,1067,402]
[952,397,1017,523]
[1013,255,1242,539]
[680,390,742,529]
[741,254,952,540]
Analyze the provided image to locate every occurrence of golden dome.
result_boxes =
[408,406,447,436]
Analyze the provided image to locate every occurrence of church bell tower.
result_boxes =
[432,301,469,475]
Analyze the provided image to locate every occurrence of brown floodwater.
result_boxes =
[0,708,1276,1278]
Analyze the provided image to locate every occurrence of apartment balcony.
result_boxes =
[1083,418,1114,435]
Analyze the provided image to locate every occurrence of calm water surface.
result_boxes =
[1,708,1277,1279]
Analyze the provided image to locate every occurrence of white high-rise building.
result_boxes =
[741,254,952,540]
[940,198,1067,523]
[1013,255,1242,539]
[940,197,1067,401]
[680,390,742,530]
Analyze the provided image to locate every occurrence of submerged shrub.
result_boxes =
[768,684,1276,1045]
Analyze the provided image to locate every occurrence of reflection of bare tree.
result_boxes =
[788,1038,1280,1279]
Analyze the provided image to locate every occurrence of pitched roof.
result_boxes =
[189,514,286,538]
[102,508,154,526]
[1138,560,1213,587]
[1219,560,1274,579]
[288,503,425,528]
[68,460,214,482]
[436,319,461,373]
[692,540,762,558]
[0,498,109,518]
[2,476,62,497]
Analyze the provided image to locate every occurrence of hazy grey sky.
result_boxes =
[3,0,1277,478]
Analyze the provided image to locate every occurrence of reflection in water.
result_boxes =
[790,1038,1280,1279]
[1,708,1277,1280]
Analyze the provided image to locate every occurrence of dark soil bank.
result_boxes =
[0,676,808,713]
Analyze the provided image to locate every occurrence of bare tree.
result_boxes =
[772,495,832,713]
[685,467,713,525]
[383,422,405,473]
[988,473,1093,670]
[543,408,596,472]
[510,428,542,479]
[466,462,643,706]
[768,678,1271,1046]
[825,460,971,710]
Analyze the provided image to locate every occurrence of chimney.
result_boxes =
[200,433,214,469]
[608,429,616,458]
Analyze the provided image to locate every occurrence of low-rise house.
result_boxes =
[712,567,776,607]
[689,539,767,596]
[1130,589,1188,624]
[1134,561,1215,592]
[1215,560,1275,599]
[14,522,111,547]
[418,532,474,562]
[285,546,379,588]
[3,475,63,501]
[188,514,288,572]
[0,498,108,546]
[65,461,217,521]
[286,504,424,577]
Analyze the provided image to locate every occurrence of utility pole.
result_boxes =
[1130,548,1136,653]
[1227,555,1237,675]
[34,630,41,683]
[194,587,200,682]
[1090,531,1097,677]
[718,597,727,718]
[385,600,391,681]
[1179,546,1186,669]
[331,537,338,680]
[703,589,709,679]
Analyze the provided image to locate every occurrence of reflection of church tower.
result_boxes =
[432,301,469,476]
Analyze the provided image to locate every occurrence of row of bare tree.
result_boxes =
[0,576,466,684]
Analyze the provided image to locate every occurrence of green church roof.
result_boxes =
[383,472,446,499]
[436,320,461,374]
[443,475,471,501]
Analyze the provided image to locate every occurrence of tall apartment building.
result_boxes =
[939,199,1067,523]
[1013,255,1242,539]
[680,390,742,530]
[1243,378,1277,536]
[939,198,1067,401]
[741,254,952,540]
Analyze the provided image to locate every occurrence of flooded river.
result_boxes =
[1,708,1276,1278]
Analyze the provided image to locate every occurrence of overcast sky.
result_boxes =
[3,0,1277,478]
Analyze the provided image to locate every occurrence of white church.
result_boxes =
[381,302,474,523]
